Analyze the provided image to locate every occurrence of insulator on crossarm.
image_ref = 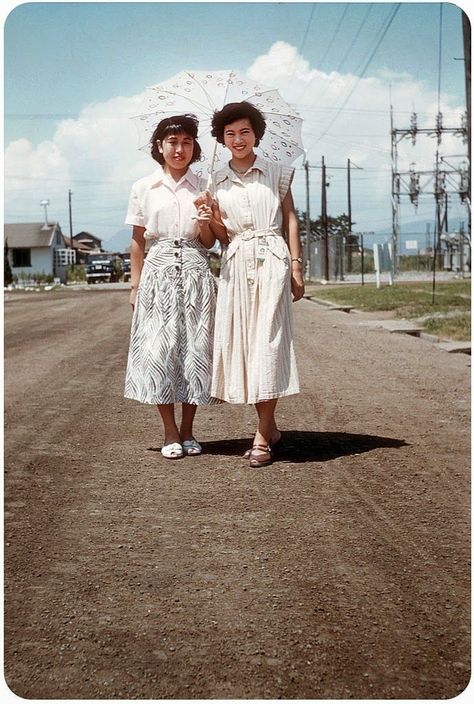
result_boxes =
[410,112,417,145]
[436,112,443,145]
[461,112,468,143]
[409,164,420,207]
[434,171,446,202]
[459,167,469,203]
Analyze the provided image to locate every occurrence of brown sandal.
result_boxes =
[243,431,282,460]
[249,443,273,468]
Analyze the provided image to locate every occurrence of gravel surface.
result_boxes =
[3,288,470,699]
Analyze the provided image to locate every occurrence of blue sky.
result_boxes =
[3,1,470,245]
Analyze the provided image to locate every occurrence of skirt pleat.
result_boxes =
[125,239,220,405]
[211,235,299,404]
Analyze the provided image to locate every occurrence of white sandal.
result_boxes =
[161,442,184,459]
[182,439,202,456]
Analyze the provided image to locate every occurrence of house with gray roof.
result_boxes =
[4,222,74,283]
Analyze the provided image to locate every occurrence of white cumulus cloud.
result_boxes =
[4,41,468,242]
[246,41,467,230]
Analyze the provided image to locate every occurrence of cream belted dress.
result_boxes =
[211,157,299,404]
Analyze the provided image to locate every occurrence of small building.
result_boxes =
[4,222,74,283]
[74,231,102,250]
[69,231,103,264]
[63,235,97,265]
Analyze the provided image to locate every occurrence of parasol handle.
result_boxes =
[205,70,233,190]
[206,139,219,191]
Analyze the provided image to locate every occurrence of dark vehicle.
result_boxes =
[120,254,131,282]
[86,253,121,284]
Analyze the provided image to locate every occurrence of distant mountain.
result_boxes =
[103,228,132,253]
[105,217,467,255]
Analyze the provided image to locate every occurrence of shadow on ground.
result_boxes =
[148,431,408,463]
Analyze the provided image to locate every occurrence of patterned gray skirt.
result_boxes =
[124,237,220,405]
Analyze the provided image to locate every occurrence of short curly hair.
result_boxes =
[150,114,202,165]
[211,102,266,146]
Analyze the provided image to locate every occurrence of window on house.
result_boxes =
[12,248,31,268]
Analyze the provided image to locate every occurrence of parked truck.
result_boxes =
[120,253,131,283]
[86,253,121,284]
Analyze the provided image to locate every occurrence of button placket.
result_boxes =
[245,239,255,286]
[240,185,253,228]
[173,238,183,281]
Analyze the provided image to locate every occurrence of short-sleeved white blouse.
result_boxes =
[125,168,205,241]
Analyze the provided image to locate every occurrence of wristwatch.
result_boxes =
[291,257,303,263]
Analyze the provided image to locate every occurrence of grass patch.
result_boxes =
[421,312,471,341]
[306,280,471,341]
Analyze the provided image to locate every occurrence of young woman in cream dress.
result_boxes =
[201,101,305,468]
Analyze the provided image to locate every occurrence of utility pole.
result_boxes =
[460,222,465,277]
[304,155,311,279]
[68,189,74,268]
[435,149,442,269]
[354,231,374,286]
[425,222,431,253]
[462,10,471,168]
[306,159,362,282]
[347,158,353,273]
[68,189,73,245]
[432,211,439,304]
[321,156,329,281]
[345,159,363,277]
[462,10,471,247]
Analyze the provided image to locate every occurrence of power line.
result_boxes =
[335,4,374,73]
[293,7,372,144]
[286,3,318,87]
[6,105,421,119]
[331,3,402,131]
[437,2,443,115]
[305,3,402,149]
[318,3,350,71]
[298,2,317,56]
[292,3,351,105]
[351,3,400,77]
[5,174,132,184]
[4,113,132,120]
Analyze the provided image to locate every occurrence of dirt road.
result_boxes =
[3,288,470,699]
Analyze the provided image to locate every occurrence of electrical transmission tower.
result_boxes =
[390,107,469,272]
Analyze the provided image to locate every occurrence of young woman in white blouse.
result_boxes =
[124,114,222,459]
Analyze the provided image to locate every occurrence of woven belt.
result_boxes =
[233,226,281,241]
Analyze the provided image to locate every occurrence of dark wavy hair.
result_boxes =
[211,102,266,146]
[150,114,202,165]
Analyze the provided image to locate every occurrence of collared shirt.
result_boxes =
[125,168,205,240]
[212,157,294,239]
[213,155,269,186]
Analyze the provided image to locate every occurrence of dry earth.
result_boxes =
[3,288,471,700]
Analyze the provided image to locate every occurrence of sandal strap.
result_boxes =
[251,443,271,452]
[249,444,273,467]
